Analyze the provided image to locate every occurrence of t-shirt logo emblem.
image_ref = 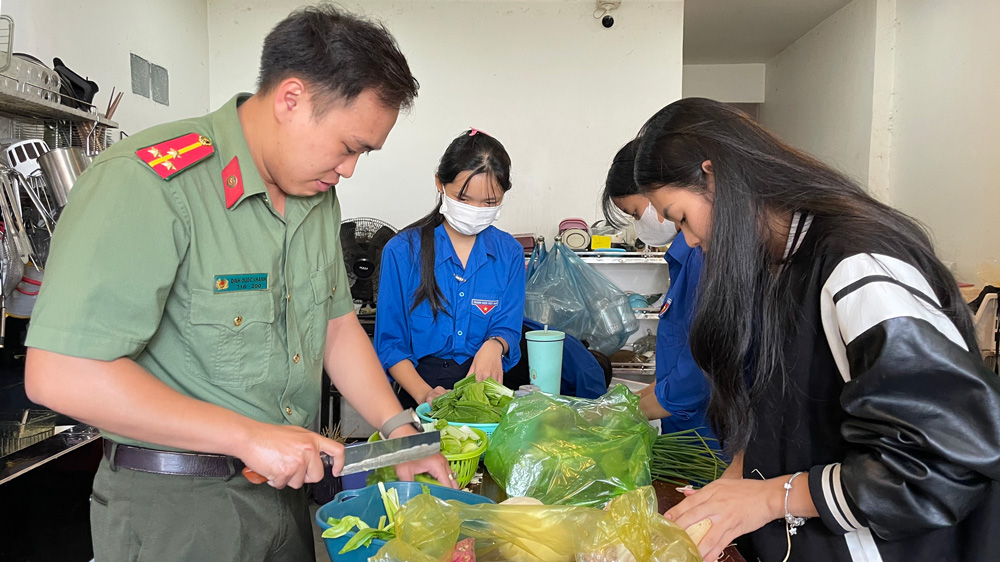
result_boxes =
[472,299,499,315]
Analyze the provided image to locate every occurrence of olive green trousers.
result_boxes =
[90,456,315,562]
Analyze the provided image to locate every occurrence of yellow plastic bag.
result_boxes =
[370,487,701,562]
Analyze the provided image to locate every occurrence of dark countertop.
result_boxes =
[0,424,101,485]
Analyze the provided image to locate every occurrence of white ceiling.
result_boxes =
[683,0,852,64]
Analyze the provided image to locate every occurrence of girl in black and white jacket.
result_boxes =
[632,98,1000,562]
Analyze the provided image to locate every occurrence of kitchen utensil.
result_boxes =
[526,328,565,394]
[0,16,13,74]
[415,402,500,438]
[19,174,55,233]
[37,146,90,207]
[241,430,441,484]
[0,169,33,264]
[558,217,589,232]
[561,227,591,250]
[0,215,24,299]
[0,52,62,104]
[4,139,50,178]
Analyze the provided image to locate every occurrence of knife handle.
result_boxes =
[241,467,268,485]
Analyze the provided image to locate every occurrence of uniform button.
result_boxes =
[459,292,465,297]
[293,354,301,364]
[332,286,336,294]
[457,331,463,336]
[286,294,291,301]
[234,315,243,327]
[285,406,292,415]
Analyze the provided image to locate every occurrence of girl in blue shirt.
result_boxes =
[601,140,719,449]
[376,130,525,409]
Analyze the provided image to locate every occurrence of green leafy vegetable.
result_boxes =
[366,424,482,486]
[324,482,404,553]
[321,515,368,539]
[338,527,395,554]
[430,374,514,424]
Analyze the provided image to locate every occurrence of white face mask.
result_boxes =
[633,202,677,246]
[439,193,502,236]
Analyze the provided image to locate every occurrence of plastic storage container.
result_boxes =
[315,481,494,561]
[366,428,487,488]
[415,402,499,438]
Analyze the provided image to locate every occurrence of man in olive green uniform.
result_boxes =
[24,6,452,561]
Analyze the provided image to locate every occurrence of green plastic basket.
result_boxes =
[367,427,487,488]
[415,402,500,438]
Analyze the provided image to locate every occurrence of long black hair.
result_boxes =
[407,130,512,317]
[633,98,974,454]
[601,140,639,227]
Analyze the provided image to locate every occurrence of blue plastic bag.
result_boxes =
[524,241,638,356]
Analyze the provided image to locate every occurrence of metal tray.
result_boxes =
[0,409,57,457]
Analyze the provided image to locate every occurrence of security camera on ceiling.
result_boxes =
[594,0,621,29]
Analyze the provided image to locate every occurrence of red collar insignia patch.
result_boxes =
[136,133,213,180]
[472,299,499,315]
[222,156,244,209]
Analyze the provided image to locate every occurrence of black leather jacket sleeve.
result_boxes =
[809,302,1000,540]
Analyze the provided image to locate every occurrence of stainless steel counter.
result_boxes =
[0,424,100,485]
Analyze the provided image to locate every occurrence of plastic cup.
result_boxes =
[525,329,565,394]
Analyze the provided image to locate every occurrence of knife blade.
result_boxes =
[241,430,441,483]
[340,430,441,475]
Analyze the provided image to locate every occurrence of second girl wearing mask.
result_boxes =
[601,140,718,450]
[375,130,525,408]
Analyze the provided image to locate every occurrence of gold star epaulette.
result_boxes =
[135,133,214,180]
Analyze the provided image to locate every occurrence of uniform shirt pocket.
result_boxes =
[306,262,341,360]
[188,289,275,386]
[467,293,501,346]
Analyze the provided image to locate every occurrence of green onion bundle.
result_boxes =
[649,429,729,487]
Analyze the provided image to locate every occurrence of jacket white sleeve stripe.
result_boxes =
[820,253,968,382]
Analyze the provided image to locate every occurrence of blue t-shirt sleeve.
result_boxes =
[490,241,525,371]
[654,246,711,418]
[374,238,415,371]
[653,332,711,419]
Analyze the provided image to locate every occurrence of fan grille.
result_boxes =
[340,217,397,308]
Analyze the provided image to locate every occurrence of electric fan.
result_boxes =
[340,217,397,313]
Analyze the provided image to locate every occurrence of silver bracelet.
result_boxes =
[784,471,807,535]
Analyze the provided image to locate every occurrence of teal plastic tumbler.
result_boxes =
[525,329,565,394]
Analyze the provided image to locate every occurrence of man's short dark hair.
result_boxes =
[258,4,418,112]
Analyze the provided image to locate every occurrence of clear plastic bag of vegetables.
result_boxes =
[484,385,657,508]
[524,240,639,356]
[368,486,701,562]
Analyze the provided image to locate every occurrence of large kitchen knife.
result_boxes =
[241,430,441,483]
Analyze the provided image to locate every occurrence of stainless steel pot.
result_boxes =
[37,147,91,208]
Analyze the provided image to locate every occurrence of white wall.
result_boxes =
[682,64,765,103]
[887,0,1000,283]
[758,0,877,185]
[206,0,684,240]
[2,0,210,134]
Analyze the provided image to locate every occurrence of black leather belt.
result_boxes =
[103,440,245,479]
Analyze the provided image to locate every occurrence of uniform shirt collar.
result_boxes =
[210,93,268,210]
[665,230,692,266]
[434,223,500,267]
